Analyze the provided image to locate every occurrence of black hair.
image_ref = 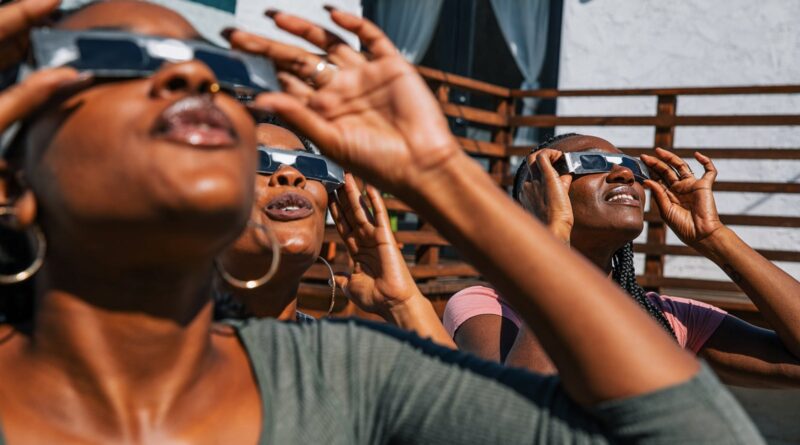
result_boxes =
[256,114,317,154]
[511,133,677,339]
[0,226,36,324]
[612,243,676,338]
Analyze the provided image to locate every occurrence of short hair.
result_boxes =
[256,115,317,154]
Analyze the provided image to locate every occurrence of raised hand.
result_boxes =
[525,149,573,244]
[0,0,60,71]
[641,148,724,248]
[225,8,460,196]
[329,174,421,317]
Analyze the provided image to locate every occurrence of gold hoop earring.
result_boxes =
[215,221,281,290]
[0,206,46,285]
[316,256,336,317]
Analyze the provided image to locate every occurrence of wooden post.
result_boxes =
[489,97,513,189]
[643,95,677,292]
[415,83,452,268]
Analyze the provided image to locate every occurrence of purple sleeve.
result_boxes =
[647,293,728,354]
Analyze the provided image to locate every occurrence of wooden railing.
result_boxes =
[298,67,800,322]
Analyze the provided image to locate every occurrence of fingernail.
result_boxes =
[264,8,279,18]
[323,4,337,12]
[220,27,235,39]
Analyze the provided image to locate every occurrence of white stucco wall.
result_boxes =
[556,0,800,281]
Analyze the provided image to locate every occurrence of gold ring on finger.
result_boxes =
[308,61,339,87]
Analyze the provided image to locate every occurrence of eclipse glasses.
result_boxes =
[546,152,651,183]
[29,28,278,100]
[257,146,345,193]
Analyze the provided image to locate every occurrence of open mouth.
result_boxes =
[264,192,314,221]
[152,96,237,147]
[604,186,641,207]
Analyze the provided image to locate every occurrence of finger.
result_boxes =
[640,153,679,185]
[0,0,59,40]
[326,7,398,58]
[268,9,365,67]
[694,151,718,183]
[335,174,364,233]
[328,198,352,238]
[276,72,314,104]
[643,179,672,214]
[653,147,693,179]
[534,149,564,182]
[0,67,84,131]
[225,28,326,81]
[343,173,375,228]
[252,92,341,152]
[364,184,391,229]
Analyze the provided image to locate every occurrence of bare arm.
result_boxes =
[643,149,800,386]
[452,314,519,362]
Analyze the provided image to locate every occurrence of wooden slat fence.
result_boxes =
[298,68,800,323]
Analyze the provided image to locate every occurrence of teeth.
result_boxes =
[282,205,300,211]
[608,194,635,202]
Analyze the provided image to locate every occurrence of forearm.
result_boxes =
[698,227,800,357]
[402,150,698,406]
[384,293,457,349]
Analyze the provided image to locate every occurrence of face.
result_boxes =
[222,124,328,279]
[19,1,257,264]
[527,135,646,245]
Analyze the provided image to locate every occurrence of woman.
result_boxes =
[0,1,760,443]
[445,133,800,386]
[215,118,454,347]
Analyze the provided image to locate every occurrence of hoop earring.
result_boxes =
[317,256,336,317]
[215,221,281,290]
[0,206,46,285]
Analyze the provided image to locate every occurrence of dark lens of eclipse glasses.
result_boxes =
[579,154,609,170]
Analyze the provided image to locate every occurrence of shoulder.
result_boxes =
[444,286,522,337]
[646,293,728,353]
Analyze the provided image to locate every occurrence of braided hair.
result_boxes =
[513,133,677,339]
[611,243,676,338]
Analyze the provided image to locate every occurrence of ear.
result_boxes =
[0,159,37,230]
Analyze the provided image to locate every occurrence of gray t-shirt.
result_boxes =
[0,318,764,444]
[236,317,762,444]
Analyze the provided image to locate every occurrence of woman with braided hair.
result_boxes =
[445,133,800,386]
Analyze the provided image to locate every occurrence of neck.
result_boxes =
[234,268,302,321]
[27,257,218,432]
[570,234,619,275]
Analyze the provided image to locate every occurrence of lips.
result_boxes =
[604,185,641,207]
[264,192,314,221]
[152,96,237,147]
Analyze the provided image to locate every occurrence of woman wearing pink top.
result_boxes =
[444,133,800,387]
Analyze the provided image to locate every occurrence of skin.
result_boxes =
[459,135,800,387]
[227,9,700,407]
[0,2,262,443]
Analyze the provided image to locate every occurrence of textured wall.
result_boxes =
[556,0,800,280]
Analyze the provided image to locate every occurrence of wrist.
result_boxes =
[548,223,572,246]
[382,291,430,325]
[694,225,737,260]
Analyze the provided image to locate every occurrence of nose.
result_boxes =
[268,165,307,189]
[150,60,218,99]
[606,164,635,185]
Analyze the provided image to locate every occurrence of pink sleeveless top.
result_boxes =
[443,286,727,354]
